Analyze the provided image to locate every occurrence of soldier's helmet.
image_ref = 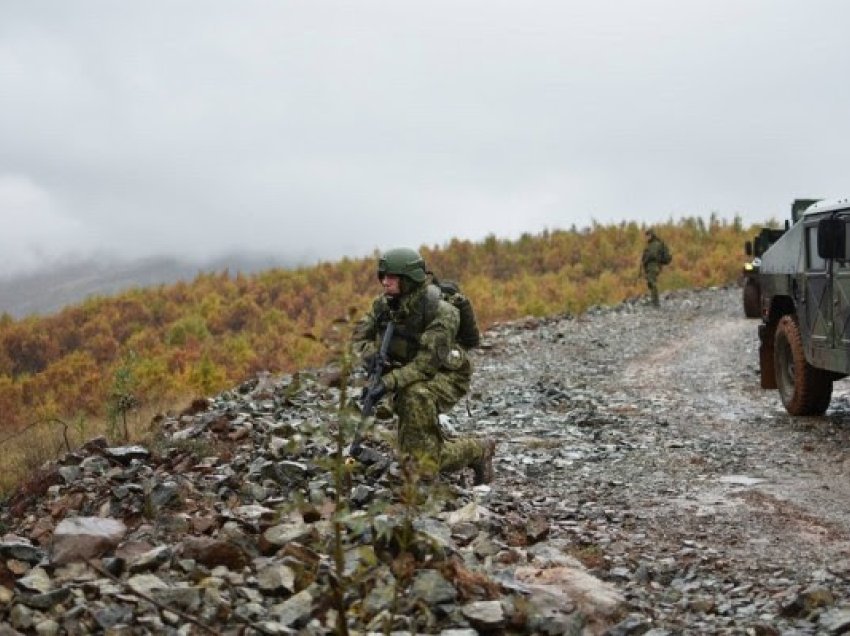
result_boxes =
[378,248,427,283]
[645,228,656,238]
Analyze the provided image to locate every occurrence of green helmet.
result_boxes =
[378,247,427,283]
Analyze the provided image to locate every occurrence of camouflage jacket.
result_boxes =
[351,282,471,391]
[642,237,665,267]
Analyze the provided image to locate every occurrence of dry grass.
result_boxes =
[567,543,606,570]
[439,557,501,601]
[0,396,195,499]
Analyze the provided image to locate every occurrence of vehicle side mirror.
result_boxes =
[817,218,846,259]
[745,241,753,257]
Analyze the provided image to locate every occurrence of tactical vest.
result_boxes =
[375,284,444,365]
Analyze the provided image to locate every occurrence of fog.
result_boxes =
[2,1,849,277]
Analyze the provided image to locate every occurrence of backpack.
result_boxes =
[658,241,672,265]
[432,276,481,349]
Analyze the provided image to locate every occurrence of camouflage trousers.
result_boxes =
[644,263,660,306]
[394,371,485,475]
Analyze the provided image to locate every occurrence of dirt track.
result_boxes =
[472,285,850,633]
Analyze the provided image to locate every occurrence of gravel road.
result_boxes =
[470,285,850,634]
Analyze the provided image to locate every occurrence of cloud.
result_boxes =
[1,1,850,277]
[0,174,101,271]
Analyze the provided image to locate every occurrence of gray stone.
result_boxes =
[413,518,456,553]
[263,522,315,547]
[350,484,375,506]
[9,604,33,630]
[150,480,181,509]
[515,565,624,621]
[606,614,653,636]
[16,567,52,594]
[363,580,395,617]
[257,564,296,594]
[127,573,169,595]
[461,600,505,629]
[152,586,203,612]
[271,588,315,627]
[411,569,457,605]
[51,517,127,565]
[17,588,71,611]
[93,606,133,630]
[79,455,110,474]
[34,620,61,636]
[58,466,81,484]
[129,545,172,573]
[234,601,266,622]
[819,607,850,633]
[105,446,151,463]
[0,540,46,564]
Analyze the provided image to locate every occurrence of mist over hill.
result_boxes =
[0,253,300,318]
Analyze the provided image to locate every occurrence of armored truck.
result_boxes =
[758,198,850,415]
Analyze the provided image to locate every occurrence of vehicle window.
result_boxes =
[843,221,850,268]
[807,225,826,271]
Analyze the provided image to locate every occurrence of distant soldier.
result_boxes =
[640,229,671,307]
[351,247,496,483]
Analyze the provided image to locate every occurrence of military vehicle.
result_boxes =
[742,227,787,318]
[757,197,849,415]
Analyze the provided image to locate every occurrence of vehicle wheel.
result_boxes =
[774,314,833,415]
[743,279,760,318]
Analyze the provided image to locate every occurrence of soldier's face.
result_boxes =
[380,273,402,296]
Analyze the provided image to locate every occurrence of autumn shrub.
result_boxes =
[0,215,765,496]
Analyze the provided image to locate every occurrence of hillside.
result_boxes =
[0,217,752,492]
[3,286,850,633]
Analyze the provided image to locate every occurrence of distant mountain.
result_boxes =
[0,253,298,318]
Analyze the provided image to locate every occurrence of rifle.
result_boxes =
[350,321,394,456]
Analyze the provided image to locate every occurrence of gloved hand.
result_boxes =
[362,352,388,374]
[364,380,387,404]
[362,353,377,372]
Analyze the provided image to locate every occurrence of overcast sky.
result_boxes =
[2,1,849,277]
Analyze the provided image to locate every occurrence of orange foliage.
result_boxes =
[0,216,758,432]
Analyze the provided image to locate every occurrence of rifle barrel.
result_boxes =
[351,321,395,453]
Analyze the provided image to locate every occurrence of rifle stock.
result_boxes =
[351,322,394,454]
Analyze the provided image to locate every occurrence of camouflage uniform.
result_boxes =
[641,232,665,307]
[352,279,488,476]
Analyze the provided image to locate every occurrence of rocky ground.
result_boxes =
[479,285,850,635]
[4,285,850,635]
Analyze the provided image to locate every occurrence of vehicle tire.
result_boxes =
[743,279,760,318]
[774,314,833,415]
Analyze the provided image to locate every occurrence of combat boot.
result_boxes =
[472,439,496,485]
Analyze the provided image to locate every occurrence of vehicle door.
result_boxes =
[803,220,832,363]
[831,214,850,359]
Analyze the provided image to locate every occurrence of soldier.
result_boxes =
[640,228,669,307]
[351,247,495,484]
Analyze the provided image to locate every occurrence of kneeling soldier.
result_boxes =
[351,247,495,483]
